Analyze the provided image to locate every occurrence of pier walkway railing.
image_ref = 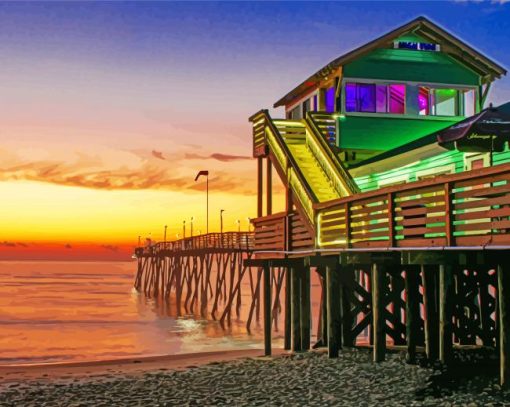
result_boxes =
[134,232,254,257]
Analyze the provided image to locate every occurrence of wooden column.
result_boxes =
[284,267,291,350]
[422,265,439,361]
[318,88,326,111]
[372,263,386,362]
[341,265,355,347]
[291,267,302,352]
[266,158,272,216]
[300,266,311,351]
[263,264,272,356]
[439,264,453,364]
[498,262,510,388]
[257,157,263,217]
[405,266,420,364]
[319,267,328,346]
[327,264,341,358]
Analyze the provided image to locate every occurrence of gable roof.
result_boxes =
[274,16,507,108]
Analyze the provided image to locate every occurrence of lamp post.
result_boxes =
[164,225,167,243]
[220,209,225,234]
[236,219,240,233]
[194,170,209,234]
[138,235,141,246]
[247,217,251,232]
[183,220,186,239]
[191,216,194,237]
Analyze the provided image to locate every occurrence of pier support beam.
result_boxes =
[327,263,341,358]
[291,267,302,352]
[405,266,420,364]
[498,262,510,389]
[439,264,454,364]
[422,265,439,361]
[300,266,311,351]
[341,266,355,347]
[372,263,386,363]
[284,267,291,350]
[263,264,272,356]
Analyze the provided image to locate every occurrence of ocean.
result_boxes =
[0,261,281,366]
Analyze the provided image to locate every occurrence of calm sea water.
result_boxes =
[0,261,286,366]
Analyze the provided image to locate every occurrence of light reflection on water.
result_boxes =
[0,260,291,366]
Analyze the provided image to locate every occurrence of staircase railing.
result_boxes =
[305,111,361,196]
[252,110,318,224]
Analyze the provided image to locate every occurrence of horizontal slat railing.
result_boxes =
[316,162,510,249]
[134,232,254,256]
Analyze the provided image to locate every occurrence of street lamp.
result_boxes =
[183,220,186,239]
[236,219,240,233]
[191,216,194,237]
[220,209,225,234]
[164,225,167,243]
[247,217,251,232]
[194,170,209,234]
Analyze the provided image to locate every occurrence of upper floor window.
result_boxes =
[418,87,476,117]
[345,82,405,114]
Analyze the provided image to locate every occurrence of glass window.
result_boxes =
[375,85,387,113]
[463,89,476,117]
[418,87,470,117]
[388,84,405,114]
[432,88,458,116]
[345,82,405,114]
[418,87,430,115]
[325,86,336,112]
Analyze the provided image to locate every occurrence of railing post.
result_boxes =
[388,192,395,247]
[444,182,453,246]
[344,202,350,248]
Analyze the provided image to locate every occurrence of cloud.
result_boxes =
[0,241,30,248]
[185,152,252,162]
[0,241,17,247]
[0,146,255,194]
[151,150,165,160]
[100,244,119,252]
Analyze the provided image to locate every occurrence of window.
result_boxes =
[345,82,405,114]
[287,105,301,120]
[325,86,336,112]
[302,99,311,116]
[418,87,475,117]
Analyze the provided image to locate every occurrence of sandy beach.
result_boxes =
[1,347,509,406]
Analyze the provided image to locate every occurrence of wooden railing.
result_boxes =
[308,111,337,146]
[251,163,510,253]
[305,111,360,196]
[250,110,318,224]
[252,211,314,254]
[134,232,254,256]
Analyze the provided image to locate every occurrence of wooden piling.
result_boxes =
[341,266,355,347]
[263,264,271,356]
[405,266,420,364]
[498,262,510,388]
[422,265,439,361]
[327,263,341,358]
[319,267,328,347]
[291,266,302,352]
[300,266,311,351]
[372,263,386,363]
[284,267,291,350]
[439,263,453,364]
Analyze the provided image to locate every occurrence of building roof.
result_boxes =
[274,16,507,108]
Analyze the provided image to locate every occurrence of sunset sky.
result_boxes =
[1,1,510,260]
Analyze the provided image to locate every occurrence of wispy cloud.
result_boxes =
[184,152,252,162]
[151,150,165,160]
[0,147,255,194]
